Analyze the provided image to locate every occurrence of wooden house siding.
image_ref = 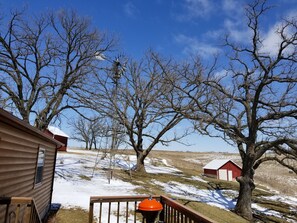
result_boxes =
[0,110,62,220]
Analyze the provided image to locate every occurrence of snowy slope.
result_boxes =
[52,149,297,223]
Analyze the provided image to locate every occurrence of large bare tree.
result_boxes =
[161,0,297,221]
[0,9,114,130]
[85,53,185,172]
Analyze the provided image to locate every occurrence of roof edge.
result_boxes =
[203,159,242,170]
[0,109,63,147]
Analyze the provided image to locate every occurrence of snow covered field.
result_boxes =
[52,149,297,222]
[53,150,138,210]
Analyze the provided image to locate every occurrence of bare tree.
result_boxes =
[162,0,297,221]
[85,53,186,172]
[70,116,109,150]
[0,9,114,130]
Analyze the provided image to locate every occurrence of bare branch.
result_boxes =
[0,9,115,130]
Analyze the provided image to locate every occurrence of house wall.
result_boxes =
[220,161,242,180]
[0,118,58,219]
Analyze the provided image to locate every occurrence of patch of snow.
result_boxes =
[53,150,142,222]
[263,195,297,208]
[53,177,136,210]
[115,153,181,174]
[161,158,169,166]
[115,159,135,170]
[53,151,138,211]
[191,176,208,183]
[151,180,297,223]
[184,158,203,165]
[151,180,237,210]
[146,165,182,174]
[252,203,284,218]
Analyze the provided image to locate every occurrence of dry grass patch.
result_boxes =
[55,208,89,223]
[254,161,297,196]
[178,199,248,223]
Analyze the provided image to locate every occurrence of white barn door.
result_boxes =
[218,169,228,180]
[228,170,233,181]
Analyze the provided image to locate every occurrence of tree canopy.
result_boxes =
[158,0,297,220]
[0,9,114,130]
[83,53,186,172]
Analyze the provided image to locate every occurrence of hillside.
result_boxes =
[52,148,297,223]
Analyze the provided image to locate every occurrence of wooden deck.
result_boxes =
[89,195,217,223]
[0,197,41,223]
[0,195,217,223]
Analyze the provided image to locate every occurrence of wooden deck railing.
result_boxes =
[89,195,216,223]
[0,197,42,223]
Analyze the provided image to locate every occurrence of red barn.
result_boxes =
[45,126,69,151]
[203,159,241,181]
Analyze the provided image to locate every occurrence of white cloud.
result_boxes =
[123,2,138,18]
[260,24,282,56]
[175,34,221,58]
[214,70,228,79]
[178,0,245,21]
[207,1,247,44]
[223,19,252,43]
[222,0,243,16]
[204,29,225,41]
[260,21,295,57]
[179,0,214,20]
[222,0,237,12]
[257,9,296,57]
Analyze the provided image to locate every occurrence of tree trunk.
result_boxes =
[235,177,254,220]
[89,141,93,150]
[235,157,255,221]
[134,152,146,173]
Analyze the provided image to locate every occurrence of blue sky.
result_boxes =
[1,0,296,152]
[3,0,296,59]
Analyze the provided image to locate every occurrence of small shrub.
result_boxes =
[79,174,91,181]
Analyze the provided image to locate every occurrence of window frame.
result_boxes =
[35,147,45,185]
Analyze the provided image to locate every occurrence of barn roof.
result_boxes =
[48,126,69,138]
[203,159,241,170]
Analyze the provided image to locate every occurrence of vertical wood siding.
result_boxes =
[0,121,58,220]
[220,161,242,180]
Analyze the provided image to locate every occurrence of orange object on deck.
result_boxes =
[138,197,163,211]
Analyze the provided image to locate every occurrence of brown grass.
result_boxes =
[149,150,297,197]
[55,148,297,223]
[54,208,89,223]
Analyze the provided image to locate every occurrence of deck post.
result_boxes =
[89,202,94,223]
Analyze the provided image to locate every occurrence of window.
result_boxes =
[35,148,45,184]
